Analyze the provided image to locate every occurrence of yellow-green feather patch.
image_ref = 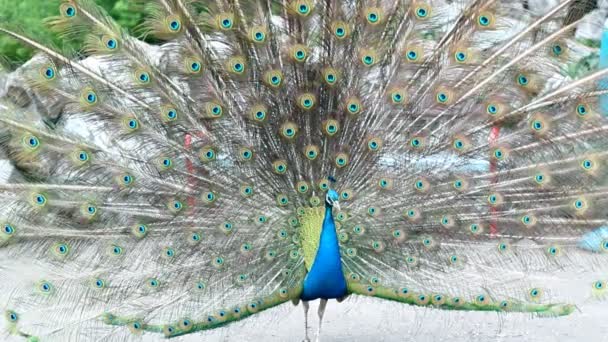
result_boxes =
[298,207,324,271]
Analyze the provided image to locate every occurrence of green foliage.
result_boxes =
[101,0,144,33]
[0,0,144,65]
[0,0,60,63]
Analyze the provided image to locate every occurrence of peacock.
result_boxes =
[1,0,608,341]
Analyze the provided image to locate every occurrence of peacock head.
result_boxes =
[326,189,340,211]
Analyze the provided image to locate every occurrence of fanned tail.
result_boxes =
[0,0,607,340]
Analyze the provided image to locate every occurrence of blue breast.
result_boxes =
[301,205,347,300]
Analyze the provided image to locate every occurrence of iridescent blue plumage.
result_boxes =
[1,1,608,342]
[301,190,347,301]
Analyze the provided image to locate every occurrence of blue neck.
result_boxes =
[300,203,347,300]
[322,203,337,238]
[319,203,341,255]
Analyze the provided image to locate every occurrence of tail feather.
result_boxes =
[347,281,576,316]
[0,0,607,340]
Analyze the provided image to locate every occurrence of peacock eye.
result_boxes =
[361,54,375,66]
[3,224,14,235]
[164,248,175,257]
[477,13,494,27]
[122,175,133,184]
[136,71,151,84]
[41,66,56,80]
[346,97,364,115]
[297,4,310,15]
[148,278,159,287]
[577,104,587,116]
[487,104,498,114]
[33,193,47,206]
[23,135,40,149]
[436,92,448,103]
[407,50,418,60]
[169,19,181,31]
[106,38,117,49]
[78,151,88,161]
[125,118,139,131]
[241,185,253,197]
[111,245,123,255]
[63,5,76,17]
[39,281,52,293]
[551,44,563,56]
[6,311,18,322]
[416,8,428,18]
[517,74,529,86]
[276,194,289,206]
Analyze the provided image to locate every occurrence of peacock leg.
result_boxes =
[302,300,311,342]
[315,298,328,342]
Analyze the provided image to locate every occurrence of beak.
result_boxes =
[333,201,340,212]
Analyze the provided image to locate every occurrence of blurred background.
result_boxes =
[0,0,605,65]
[0,0,145,64]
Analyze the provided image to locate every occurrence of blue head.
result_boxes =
[326,189,340,211]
